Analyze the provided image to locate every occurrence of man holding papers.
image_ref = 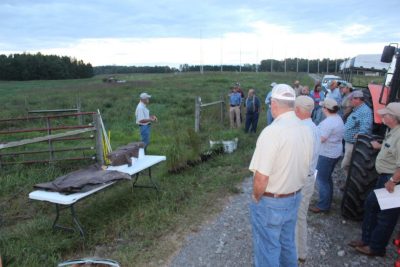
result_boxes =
[349,102,400,257]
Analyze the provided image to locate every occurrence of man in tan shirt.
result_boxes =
[249,84,313,267]
[349,102,400,257]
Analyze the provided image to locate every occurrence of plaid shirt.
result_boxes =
[344,103,373,143]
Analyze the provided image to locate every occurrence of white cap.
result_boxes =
[140,92,151,99]
[271,84,296,101]
[270,82,277,87]
[295,95,315,112]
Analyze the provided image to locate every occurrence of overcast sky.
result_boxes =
[1,0,399,67]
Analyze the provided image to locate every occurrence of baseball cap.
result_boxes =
[271,84,296,101]
[295,95,315,112]
[351,90,364,98]
[320,98,338,109]
[140,92,151,99]
[377,102,400,117]
[270,82,277,87]
[346,82,353,89]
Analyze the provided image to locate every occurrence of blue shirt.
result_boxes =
[310,90,325,105]
[344,103,373,143]
[265,91,272,106]
[245,96,260,113]
[229,92,241,106]
[326,88,342,106]
[318,114,345,158]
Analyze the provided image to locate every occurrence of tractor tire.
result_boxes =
[341,134,382,220]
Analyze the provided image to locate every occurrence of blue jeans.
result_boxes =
[312,106,325,125]
[245,112,259,133]
[250,192,302,267]
[362,174,400,254]
[139,124,151,147]
[315,155,340,211]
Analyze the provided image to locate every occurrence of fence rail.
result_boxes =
[0,112,104,166]
[194,96,225,132]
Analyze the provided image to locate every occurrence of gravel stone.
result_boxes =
[168,165,399,267]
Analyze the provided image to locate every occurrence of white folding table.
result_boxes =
[29,155,166,237]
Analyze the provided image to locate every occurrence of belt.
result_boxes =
[263,189,301,198]
[139,123,151,126]
[230,104,239,107]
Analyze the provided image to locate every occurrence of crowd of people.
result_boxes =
[135,80,399,266]
[247,80,400,266]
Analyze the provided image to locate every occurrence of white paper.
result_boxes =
[374,185,400,210]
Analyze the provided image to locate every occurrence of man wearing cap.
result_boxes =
[244,88,261,133]
[341,90,373,175]
[265,82,276,125]
[326,80,342,106]
[135,92,157,148]
[349,102,400,257]
[340,83,353,121]
[294,96,321,263]
[249,84,313,267]
[229,86,242,128]
[293,80,302,96]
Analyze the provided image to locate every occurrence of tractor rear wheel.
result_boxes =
[340,134,382,220]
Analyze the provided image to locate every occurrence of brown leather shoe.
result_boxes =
[348,240,365,248]
[309,206,328,213]
[298,258,306,263]
[355,245,385,257]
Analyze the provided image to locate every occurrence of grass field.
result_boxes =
[0,71,377,266]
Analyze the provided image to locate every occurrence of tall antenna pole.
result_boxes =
[200,30,203,74]
[256,43,259,73]
[239,45,242,73]
[220,35,223,72]
[270,42,274,72]
[326,59,329,73]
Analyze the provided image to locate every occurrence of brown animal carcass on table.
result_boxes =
[107,142,145,166]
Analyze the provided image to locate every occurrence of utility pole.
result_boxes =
[335,60,338,74]
[326,59,329,73]
[284,58,287,73]
[220,35,223,72]
[239,47,242,73]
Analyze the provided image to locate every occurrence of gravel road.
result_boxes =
[168,166,399,267]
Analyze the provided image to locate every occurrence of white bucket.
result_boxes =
[210,138,238,153]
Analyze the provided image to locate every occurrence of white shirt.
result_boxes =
[302,118,321,176]
[135,102,150,125]
[318,114,344,158]
[249,111,313,194]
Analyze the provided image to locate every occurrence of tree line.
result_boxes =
[0,53,93,81]
[94,57,346,75]
[93,65,178,75]
[179,58,346,73]
[0,53,346,81]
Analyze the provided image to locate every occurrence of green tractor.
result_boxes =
[341,43,400,220]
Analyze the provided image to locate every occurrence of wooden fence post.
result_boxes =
[94,114,105,165]
[220,94,225,124]
[46,117,55,161]
[77,97,83,125]
[195,96,201,132]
